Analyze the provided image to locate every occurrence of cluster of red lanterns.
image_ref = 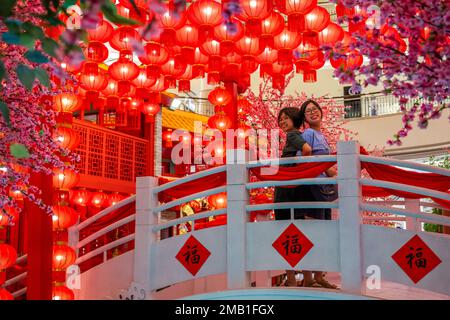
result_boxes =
[69,189,127,208]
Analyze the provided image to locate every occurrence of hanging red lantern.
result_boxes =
[188,0,223,42]
[270,62,293,91]
[300,50,325,82]
[82,42,109,74]
[52,205,78,230]
[207,192,227,209]
[0,206,19,227]
[53,93,82,113]
[79,72,108,101]
[163,128,173,147]
[200,39,222,72]
[260,11,285,49]
[237,0,271,36]
[175,24,199,64]
[235,36,263,73]
[109,26,141,55]
[304,6,330,45]
[132,68,157,98]
[318,22,344,45]
[108,59,140,95]
[346,50,363,70]
[148,75,168,104]
[208,86,232,106]
[282,0,317,32]
[274,28,302,64]
[54,127,81,151]
[335,1,354,18]
[0,288,13,300]
[141,103,161,116]
[158,5,187,46]
[53,168,80,191]
[221,51,242,80]
[139,43,170,78]
[208,113,232,131]
[90,190,108,208]
[237,96,252,114]
[178,65,194,92]
[192,47,209,78]
[52,245,76,270]
[102,80,120,109]
[0,244,17,270]
[256,47,278,77]
[330,55,347,69]
[294,36,320,71]
[214,18,244,55]
[108,193,125,206]
[87,19,114,43]
[71,189,90,206]
[161,57,187,89]
[52,285,74,300]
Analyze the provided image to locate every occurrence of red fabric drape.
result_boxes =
[249,162,336,181]
[158,171,227,201]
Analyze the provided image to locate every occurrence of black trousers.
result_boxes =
[274,185,331,221]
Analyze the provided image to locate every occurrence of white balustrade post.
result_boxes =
[405,199,420,232]
[337,141,364,294]
[254,213,271,287]
[226,149,251,289]
[133,176,159,299]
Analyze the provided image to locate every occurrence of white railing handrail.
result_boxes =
[75,195,136,231]
[12,287,27,298]
[153,186,227,213]
[153,165,226,195]
[75,234,135,265]
[76,214,136,250]
[360,178,450,201]
[16,254,27,264]
[246,155,337,168]
[1,272,27,288]
[360,155,450,177]
[152,209,227,232]
[361,203,450,226]
[246,177,337,190]
[363,199,447,211]
[246,201,338,212]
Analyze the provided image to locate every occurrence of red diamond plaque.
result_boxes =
[272,223,314,268]
[392,235,442,284]
[176,235,211,276]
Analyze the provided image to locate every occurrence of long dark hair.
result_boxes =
[277,107,301,129]
[299,99,323,126]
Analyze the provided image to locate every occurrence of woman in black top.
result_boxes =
[274,107,312,286]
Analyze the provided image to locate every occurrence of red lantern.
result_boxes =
[235,36,263,73]
[0,288,13,300]
[294,36,320,71]
[53,93,82,113]
[158,5,187,45]
[0,206,19,227]
[0,244,17,270]
[79,72,108,101]
[109,59,140,95]
[208,87,232,106]
[161,57,187,89]
[200,39,222,72]
[175,24,199,64]
[82,42,109,74]
[208,113,232,131]
[141,103,161,116]
[87,20,114,43]
[192,47,209,77]
[237,0,271,36]
[237,96,252,114]
[52,285,74,300]
[318,22,344,45]
[71,189,90,206]
[274,28,302,64]
[271,62,293,90]
[52,205,78,230]
[282,0,317,32]
[221,51,242,80]
[335,1,354,18]
[301,50,325,82]
[132,67,157,98]
[108,193,125,206]
[53,245,76,270]
[207,192,227,209]
[90,191,108,208]
[53,168,80,191]
[346,50,363,70]
[178,65,194,92]
[148,75,168,104]
[304,6,330,33]
[260,11,285,49]
[102,80,120,109]
[214,18,244,55]
[109,26,141,54]
[256,47,278,77]
[54,127,80,151]
[188,0,223,42]
[139,43,170,78]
